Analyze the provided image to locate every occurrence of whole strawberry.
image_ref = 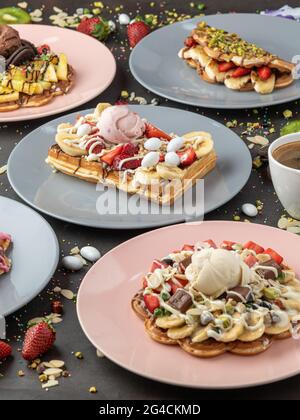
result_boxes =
[22,321,56,361]
[0,340,12,360]
[127,21,150,48]
[77,16,110,41]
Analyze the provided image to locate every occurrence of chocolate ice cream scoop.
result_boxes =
[5,39,37,67]
[0,24,22,58]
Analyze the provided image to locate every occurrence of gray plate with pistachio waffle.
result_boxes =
[130,14,300,109]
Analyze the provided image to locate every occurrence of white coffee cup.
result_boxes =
[269,132,300,219]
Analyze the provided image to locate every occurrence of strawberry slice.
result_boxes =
[257,66,272,81]
[159,153,165,162]
[143,294,160,313]
[122,143,138,156]
[150,259,168,272]
[100,145,123,166]
[168,277,189,295]
[220,241,236,250]
[218,61,236,72]
[203,239,217,249]
[86,141,104,155]
[113,154,142,170]
[244,254,258,268]
[243,241,264,254]
[184,36,197,48]
[264,248,283,265]
[145,123,172,141]
[231,67,251,78]
[177,147,197,167]
[182,244,194,251]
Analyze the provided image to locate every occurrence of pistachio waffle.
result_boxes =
[179,21,295,94]
[132,240,300,357]
[46,103,217,205]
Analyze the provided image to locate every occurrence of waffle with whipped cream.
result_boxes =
[179,21,295,94]
[46,103,217,205]
[132,239,300,357]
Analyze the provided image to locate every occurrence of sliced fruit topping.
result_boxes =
[112,154,142,170]
[177,147,197,167]
[100,145,123,166]
[203,239,217,249]
[264,248,283,265]
[257,66,272,81]
[181,244,194,251]
[0,7,31,24]
[37,44,51,56]
[86,141,104,155]
[244,254,258,268]
[243,241,265,254]
[143,294,160,313]
[231,67,252,78]
[145,123,172,140]
[150,259,169,272]
[122,143,138,156]
[220,240,236,250]
[77,16,111,41]
[167,277,189,295]
[218,61,236,72]
[184,37,197,48]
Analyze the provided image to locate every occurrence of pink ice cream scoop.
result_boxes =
[98,105,145,144]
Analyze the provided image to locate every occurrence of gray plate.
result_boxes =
[7,105,251,229]
[130,14,300,109]
[0,197,59,316]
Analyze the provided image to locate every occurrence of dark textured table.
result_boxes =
[0,0,300,400]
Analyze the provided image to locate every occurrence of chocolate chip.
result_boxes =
[168,289,192,313]
[161,258,174,266]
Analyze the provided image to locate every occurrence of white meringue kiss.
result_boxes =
[144,137,162,151]
[167,137,184,152]
[141,151,160,168]
[164,151,180,166]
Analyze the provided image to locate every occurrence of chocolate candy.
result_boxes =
[257,259,282,280]
[227,286,254,303]
[6,39,37,68]
[168,289,192,313]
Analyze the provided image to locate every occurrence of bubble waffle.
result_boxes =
[132,239,300,357]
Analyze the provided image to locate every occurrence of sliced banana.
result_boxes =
[156,315,185,329]
[182,131,214,159]
[238,314,265,342]
[218,321,244,343]
[183,46,211,68]
[133,167,161,186]
[251,71,275,94]
[191,326,209,343]
[156,164,184,180]
[265,323,290,335]
[205,60,234,83]
[282,299,300,313]
[224,74,251,91]
[93,103,112,118]
[55,132,85,157]
[167,324,196,340]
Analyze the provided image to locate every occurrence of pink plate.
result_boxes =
[77,221,300,389]
[0,25,116,122]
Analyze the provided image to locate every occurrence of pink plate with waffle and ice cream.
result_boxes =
[0,25,116,122]
[77,221,300,389]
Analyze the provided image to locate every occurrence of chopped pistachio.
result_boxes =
[283,109,293,119]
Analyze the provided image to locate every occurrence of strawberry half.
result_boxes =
[127,21,151,48]
[218,61,236,72]
[100,145,123,166]
[37,44,50,55]
[0,340,12,360]
[77,17,110,41]
[112,154,142,170]
[177,147,197,167]
[143,294,160,313]
[231,67,251,78]
[86,140,104,155]
[257,66,272,81]
[145,123,171,140]
[184,37,197,48]
[22,321,56,361]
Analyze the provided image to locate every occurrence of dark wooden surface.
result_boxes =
[0,0,300,400]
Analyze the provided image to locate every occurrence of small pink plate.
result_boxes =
[77,221,300,389]
[0,25,116,122]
